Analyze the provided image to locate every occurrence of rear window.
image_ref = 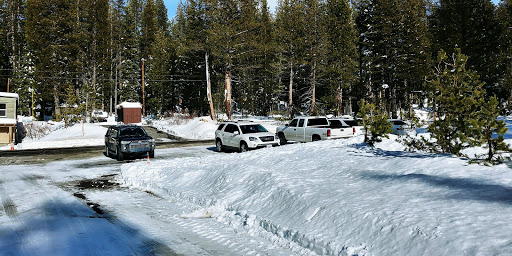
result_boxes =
[329,120,344,128]
[307,118,329,126]
[343,120,360,127]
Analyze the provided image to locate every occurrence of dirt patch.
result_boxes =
[76,174,119,190]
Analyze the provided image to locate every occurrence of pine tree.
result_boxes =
[497,0,512,108]
[358,98,393,146]
[324,0,358,116]
[276,0,308,117]
[427,49,486,156]
[472,96,510,163]
[430,0,500,96]
[25,0,77,119]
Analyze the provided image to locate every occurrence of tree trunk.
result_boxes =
[225,67,232,120]
[205,52,215,121]
[337,87,343,117]
[311,59,316,115]
[288,60,294,118]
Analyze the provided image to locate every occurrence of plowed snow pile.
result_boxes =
[119,135,512,255]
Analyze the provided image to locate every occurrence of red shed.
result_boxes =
[117,102,142,124]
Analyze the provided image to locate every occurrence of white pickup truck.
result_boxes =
[276,116,333,144]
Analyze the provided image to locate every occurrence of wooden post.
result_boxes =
[7,78,10,92]
[225,69,232,120]
[142,59,145,117]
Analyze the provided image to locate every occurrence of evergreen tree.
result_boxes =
[430,0,500,96]
[120,0,142,103]
[427,49,486,156]
[324,0,358,116]
[25,0,77,118]
[358,98,393,146]
[276,0,308,117]
[497,0,512,108]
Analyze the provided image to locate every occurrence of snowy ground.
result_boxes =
[1,115,512,255]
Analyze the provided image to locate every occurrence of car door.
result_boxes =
[284,119,298,141]
[295,118,306,141]
[224,124,240,148]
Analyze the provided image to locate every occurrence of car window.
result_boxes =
[298,119,305,128]
[240,124,268,134]
[225,124,238,133]
[217,124,226,131]
[119,127,147,137]
[392,121,407,125]
[289,119,298,127]
[308,118,329,126]
[329,120,342,127]
[343,120,359,127]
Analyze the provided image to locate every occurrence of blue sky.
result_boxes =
[164,0,501,20]
[164,0,278,20]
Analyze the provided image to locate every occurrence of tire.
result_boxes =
[278,133,287,145]
[239,142,249,153]
[149,150,155,158]
[312,135,321,142]
[116,145,124,161]
[216,139,224,152]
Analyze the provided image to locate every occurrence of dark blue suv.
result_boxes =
[104,125,155,161]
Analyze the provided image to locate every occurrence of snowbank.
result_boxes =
[118,136,512,255]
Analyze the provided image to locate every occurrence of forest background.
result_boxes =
[0,0,511,121]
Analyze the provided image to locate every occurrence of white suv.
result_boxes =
[215,121,279,152]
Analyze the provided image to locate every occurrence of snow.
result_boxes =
[2,114,512,255]
[0,92,19,99]
[118,102,141,108]
[118,136,512,255]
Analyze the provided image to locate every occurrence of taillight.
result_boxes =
[353,127,356,134]
[327,129,331,137]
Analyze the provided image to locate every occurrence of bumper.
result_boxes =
[247,141,280,149]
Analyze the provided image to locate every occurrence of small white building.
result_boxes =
[0,92,19,144]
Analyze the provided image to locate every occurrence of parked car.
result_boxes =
[276,116,332,144]
[388,119,410,135]
[92,109,108,122]
[215,121,279,152]
[104,125,155,161]
[328,118,365,138]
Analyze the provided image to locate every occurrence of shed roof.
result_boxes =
[117,102,142,109]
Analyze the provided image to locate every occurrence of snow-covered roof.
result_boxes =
[0,118,17,125]
[0,92,19,99]
[118,102,142,109]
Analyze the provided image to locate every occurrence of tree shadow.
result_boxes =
[364,172,512,205]
[348,143,446,159]
[0,200,177,256]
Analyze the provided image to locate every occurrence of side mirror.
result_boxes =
[234,131,240,135]
[285,124,289,127]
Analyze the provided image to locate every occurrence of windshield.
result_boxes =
[240,124,268,134]
[119,127,148,137]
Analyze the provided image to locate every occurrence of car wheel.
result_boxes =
[278,133,287,145]
[239,142,249,153]
[216,139,223,152]
[312,135,321,141]
[149,150,155,158]
[116,145,124,161]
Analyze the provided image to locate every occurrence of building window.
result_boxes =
[0,103,6,117]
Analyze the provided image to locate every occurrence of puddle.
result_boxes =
[73,192,105,215]
[76,174,120,190]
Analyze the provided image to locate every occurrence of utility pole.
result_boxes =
[142,59,145,117]
[7,78,10,92]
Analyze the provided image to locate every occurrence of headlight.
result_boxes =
[249,137,258,141]
[121,141,130,145]
[274,135,279,140]
[150,139,155,144]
